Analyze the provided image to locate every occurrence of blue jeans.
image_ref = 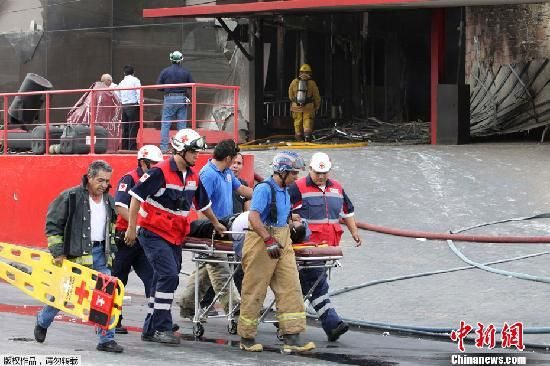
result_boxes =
[37,246,115,344]
[160,95,189,151]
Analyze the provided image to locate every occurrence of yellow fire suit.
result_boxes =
[237,226,306,338]
[288,77,321,135]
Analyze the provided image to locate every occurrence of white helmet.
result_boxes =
[138,145,163,162]
[171,128,206,152]
[309,152,332,173]
[170,50,183,62]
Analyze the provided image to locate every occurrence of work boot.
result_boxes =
[304,135,312,143]
[141,333,154,342]
[34,322,47,343]
[295,135,304,142]
[153,330,180,345]
[239,337,263,352]
[115,318,128,334]
[96,340,124,353]
[328,321,349,342]
[282,333,315,353]
[172,323,180,332]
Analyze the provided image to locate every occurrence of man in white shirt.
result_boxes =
[118,65,142,150]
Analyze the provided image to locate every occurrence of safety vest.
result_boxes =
[115,169,140,232]
[294,177,345,246]
[137,159,198,245]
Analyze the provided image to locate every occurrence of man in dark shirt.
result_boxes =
[156,50,194,152]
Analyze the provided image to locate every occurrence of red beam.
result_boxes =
[143,0,424,18]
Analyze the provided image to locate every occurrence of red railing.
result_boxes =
[0,82,240,154]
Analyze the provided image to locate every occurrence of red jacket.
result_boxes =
[289,175,355,246]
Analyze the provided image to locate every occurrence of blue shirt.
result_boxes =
[199,160,241,218]
[250,177,290,227]
[156,64,194,93]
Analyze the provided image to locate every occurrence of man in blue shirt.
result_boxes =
[178,139,252,319]
[156,51,194,152]
[237,151,315,354]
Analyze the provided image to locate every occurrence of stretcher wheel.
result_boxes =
[228,320,238,335]
[193,323,204,338]
[276,329,284,341]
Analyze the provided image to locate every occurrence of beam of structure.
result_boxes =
[144,0,544,18]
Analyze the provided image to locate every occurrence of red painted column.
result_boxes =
[430,9,444,145]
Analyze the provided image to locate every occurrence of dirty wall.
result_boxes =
[0,0,245,136]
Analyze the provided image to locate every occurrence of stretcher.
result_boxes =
[181,233,343,338]
[182,233,241,338]
[258,243,343,338]
[0,242,124,330]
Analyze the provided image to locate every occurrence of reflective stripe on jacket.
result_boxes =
[137,159,198,245]
[291,176,352,246]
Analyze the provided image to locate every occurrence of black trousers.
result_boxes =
[122,104,139,150]
[112,236,153,298]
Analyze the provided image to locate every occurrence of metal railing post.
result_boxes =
[90,90,96,154]
[45,93,50,155]
[139,86,144,149]
[233,87,239,143]
[3,96,7,154]
[191,84,197,130]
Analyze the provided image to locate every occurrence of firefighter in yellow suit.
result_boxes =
[288,64,321,142]
[238,151,315,353]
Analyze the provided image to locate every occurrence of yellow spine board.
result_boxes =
[0,242,123,330]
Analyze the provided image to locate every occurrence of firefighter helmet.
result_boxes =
[272,151,306,173]
[299,64,312,73]
[170,51,183,62]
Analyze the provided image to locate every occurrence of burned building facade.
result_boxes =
[1,0,548,142]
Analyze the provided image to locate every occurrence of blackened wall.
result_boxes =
[0,0,232,126]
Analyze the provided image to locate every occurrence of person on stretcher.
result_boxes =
[186,212,310,295]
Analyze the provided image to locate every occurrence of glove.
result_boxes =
[264,236,283,259]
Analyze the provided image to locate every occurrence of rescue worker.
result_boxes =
[178,139,252,319]
[288,64,321,142]
[34,160,123,353]
[288,151,362,342]
[238,151,315,353]
[157,50,194,152]
[112,145,163,334]
[125,128,226,345]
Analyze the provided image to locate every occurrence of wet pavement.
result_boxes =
[2,143,550,365]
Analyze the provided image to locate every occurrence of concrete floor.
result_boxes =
[3,143,550,365]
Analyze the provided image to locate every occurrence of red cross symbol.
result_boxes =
[75,280,89,305]
[319,162,325,169]
[180,134,189,143]
[142,150,149,157]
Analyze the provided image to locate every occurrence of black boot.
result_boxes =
[282,333,315,353]
[328,321,349,342]
[34,322,47,343]
[97,340,124,353]
[115,318,128,334]
[153,330,180,345]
